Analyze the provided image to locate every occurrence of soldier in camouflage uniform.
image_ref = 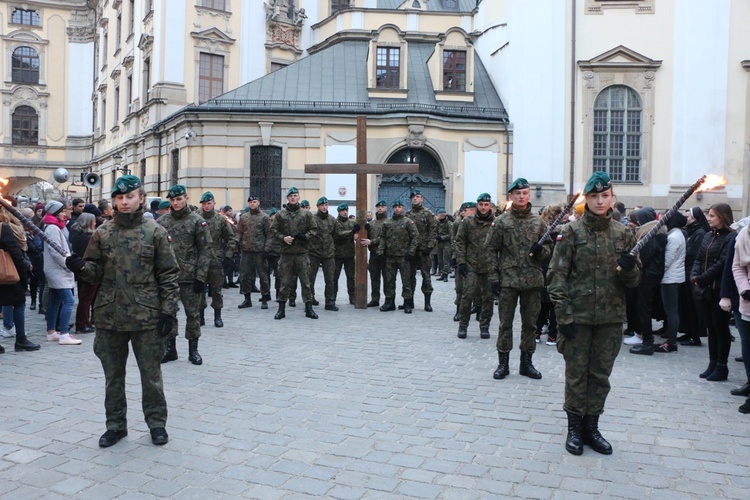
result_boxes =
[333,203,358,306]
[66,175,180,448]
[452,202,476,321]
[236,195,271,310]
[265,208,284,300]
[269,187,318,319]
[548,171,640,456]
[360,199,388,307]
[158,185,212,365]
[455,193,496,339]
[199,192,234,327]
[435,209,452,282]
[406,189,437,311]
[487,178,551,380]
[309,197,338,311]
[378,199,418,313]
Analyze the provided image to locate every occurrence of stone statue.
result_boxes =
[293,7,307,26]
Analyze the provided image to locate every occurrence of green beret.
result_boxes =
[300,199,310,207]
[465,201,477,209]
[337,203,349,212]
[477,192,492,202]
[392,199,404,207]
[158,200,171,210]
[410,189,422,198]
[436,208,446,214]
[316,196,328,206]
[583,171,612,195]
[111,175,143,197]
[167,184,187,199]
[507,178,530,193]
[268,207,278,216]
[375,199,387,207]
[199,191,214,203]
[247,195,260,202]
[459,202,468,211]
[286,186,299,197]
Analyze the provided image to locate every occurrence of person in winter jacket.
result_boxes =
[656,212,686,352]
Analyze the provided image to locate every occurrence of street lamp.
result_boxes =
[113,151,130,175]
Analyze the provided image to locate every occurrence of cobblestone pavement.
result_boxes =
[1,272,749,499]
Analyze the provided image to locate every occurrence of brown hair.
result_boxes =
[709,203,735,231]
[540,204,563,225]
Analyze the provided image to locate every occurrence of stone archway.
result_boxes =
[378,148,445,213]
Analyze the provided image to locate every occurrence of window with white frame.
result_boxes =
[593,85,642,182]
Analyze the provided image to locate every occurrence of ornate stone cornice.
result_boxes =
[67,25,96,43]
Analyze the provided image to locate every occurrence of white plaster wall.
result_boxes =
[325,145,357,202]
[463,150,498,202]
[300,0,319,56]
[68,42,94,135]
[163,0,186,82]
[240,0,267,84]
[671,0,731,184]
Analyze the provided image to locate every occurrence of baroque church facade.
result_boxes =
[0,1,748,216]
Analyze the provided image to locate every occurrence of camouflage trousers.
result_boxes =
[496,287,541,354]
[93,328,167,432]
[266,255,280,295]
[240,251,270,297]
[557,323,622,416]
[437,242,452,275]
[168,283,202,340]
[459,272,494,329]
[368,253,386,302]
[278,253,313,303]
[309,255,335,305]
[409,251,434,296]
[334,257,355,303]
[384,257,413,300]
[200,266,224,310]
[454,270,464,306]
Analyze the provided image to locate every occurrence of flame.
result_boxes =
[573,191,584,205]
[696,174,726,192]
[504,200,512,212]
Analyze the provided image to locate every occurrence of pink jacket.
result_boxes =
[732,227,750,318]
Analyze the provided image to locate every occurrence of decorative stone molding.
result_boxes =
[195,4,233,34]
[406,124,426,148]
[137,33,153,52]
[122,55,134,68]
[190,27,235,54]
[67,25,96,43]
[110,68,121,82]
[585,0,654,15]
[265,21,302,53]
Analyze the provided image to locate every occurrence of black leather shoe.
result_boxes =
[457,326,467,339]
[582,415,612,455]
[312,299,319,306]
[324,304,339,311]
[99,429,127,448]
[480,328,490,339]
[367,300,379,307]
[629,344,654,355]
[680,338,702,347]
[736,356,744,363]
[150,427,168,445]
[731,382,750,397]
[14,338,40,351]
[288,299,296,307]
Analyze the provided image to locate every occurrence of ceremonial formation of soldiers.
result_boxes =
[5,169,750,458]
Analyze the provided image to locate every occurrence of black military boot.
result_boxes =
[289,298,296,307]
[441,273,448,282]
[404,298,413,314]
[424,293,432,312]
[200,308,205,326]
[480,327,490,339]
[380,298,395,312]
[274,301,286,320]
[367,298,379,307]
[305,302,319,319]
[214,309,223,328]
[238,294,252,309]
[565,412,584,456]
[261,294,271,310]
[161,339,177,364]
[582,414,612,455]
[325,303,339,311]
[453,305,460,322]
[457,323,468,339]
[493,352,510,380]
[519,351,542,379]
[188,338,203,365]
[475,306,482,322]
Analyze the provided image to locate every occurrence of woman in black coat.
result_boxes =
[691,203,736,380]
[0,207,40,353]
[679,207,710,346]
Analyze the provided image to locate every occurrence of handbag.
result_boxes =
[0,249,20,285]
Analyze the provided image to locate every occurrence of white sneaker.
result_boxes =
[59,333,82,346]
[546,338,557,346]
[46,331,61,342]
[624,333,643,345]
[1,326,15,338]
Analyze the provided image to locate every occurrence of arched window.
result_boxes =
[593,85,642,182]
[12,46,40,84]
[12,105,39,145]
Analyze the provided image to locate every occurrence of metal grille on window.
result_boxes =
[592,85,642,182]
[250,146,283,210]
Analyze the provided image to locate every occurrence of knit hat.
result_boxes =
[44,200,64,216]
[83,203,103,217]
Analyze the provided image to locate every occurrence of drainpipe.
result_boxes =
[504,121,510,193]
[568,0,577,201]
[157,131,162,196]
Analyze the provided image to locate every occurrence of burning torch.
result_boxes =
[531,191,584,255]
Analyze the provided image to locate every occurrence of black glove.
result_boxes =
[364,223,370,232]
[491,281,501,296]
[451,258,457,268]
[65,254,86,273]
[457,263,468,277]
[294,233,308,241]
[616,252,637,271]
[559,322,578,341]
[742,290,750,302]
[529,242,544,258]
[192,279,206,294]
[422,247,432,257]
[352,224,361,233]
[435,235,442,242]
[157,313,176,338]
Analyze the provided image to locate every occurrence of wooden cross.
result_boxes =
[305,115,419,309]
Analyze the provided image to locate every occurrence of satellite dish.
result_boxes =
[53,168,69,183]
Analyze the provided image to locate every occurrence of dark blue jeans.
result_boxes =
[2,304,25,338]
[46,288,74,334]
[734,310,750,380]
[660,283,681,347]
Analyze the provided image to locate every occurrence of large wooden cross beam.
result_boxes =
[305,116,419,309]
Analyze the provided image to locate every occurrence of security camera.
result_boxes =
[184,131,191,141]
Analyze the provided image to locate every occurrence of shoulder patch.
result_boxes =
[201,221,207,227]
[167,235,173,243]
[557,234,563,241]
[491,222,496,227]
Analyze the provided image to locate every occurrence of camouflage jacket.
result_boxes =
[486,203,550,288]
[310,210,336,259]
[548,208,641,325]
[455,211,496,274]
[366,212,388,254]
[79,209,180,331]
[334,215,356,259]
[236,208,270,253]
[378,213,418,258]
[158,206,212,283]
[201,209,234,268]
[269,203,317,255]
[406,204,437,251]
[436,217,452,245]
[451,216,463,256]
